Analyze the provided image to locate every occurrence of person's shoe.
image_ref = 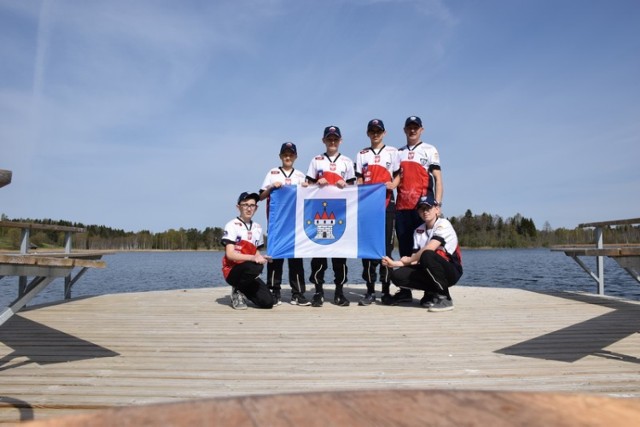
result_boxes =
[420,292,439,308]
[311,292,324,307]
[272,291,282,307]
[428,295,454,312]
[291,293,311,306]
[334,293,350,307]
[231,287,247,310]
[380,293,394,305]
[382,288,413,305]
[358,293,376,306]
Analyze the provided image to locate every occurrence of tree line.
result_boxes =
[1,211,638,251]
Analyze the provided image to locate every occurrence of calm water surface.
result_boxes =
[2,249,639,308]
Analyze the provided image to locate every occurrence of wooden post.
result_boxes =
[0,169,11,188]
[595,226,604,295]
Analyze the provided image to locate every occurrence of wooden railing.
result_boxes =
[551,218,640,295]
[0,171,111,325]
[0,220,86,254]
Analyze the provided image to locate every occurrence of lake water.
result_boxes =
[2,248,639,308]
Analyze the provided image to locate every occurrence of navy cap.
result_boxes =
[280,142,297,155]
[323,125,342,138]
[237,191,259,205]
[404,116,423,127]
[416,194,437,208]
[367,119,385,132]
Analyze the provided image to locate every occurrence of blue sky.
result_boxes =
[1,0,639,232]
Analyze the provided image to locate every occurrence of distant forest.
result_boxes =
[1,211,639,251]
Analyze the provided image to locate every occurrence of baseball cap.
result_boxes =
[237,191,259,205]
[416,194,437,208]
[367,119,385,132]
[323,125,341,138]
[279,142,297,155]
[405,116,423,127]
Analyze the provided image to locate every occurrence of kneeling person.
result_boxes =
[221,192,273,309]
[382,195,462,312]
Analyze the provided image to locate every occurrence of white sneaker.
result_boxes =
[231,287,248,310]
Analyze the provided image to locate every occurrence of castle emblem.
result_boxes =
[304,199,346,245]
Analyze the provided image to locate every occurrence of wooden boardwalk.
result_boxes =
[1,285,639,423]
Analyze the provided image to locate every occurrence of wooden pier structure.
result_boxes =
[1,285,639,424]
[552,217,640,295]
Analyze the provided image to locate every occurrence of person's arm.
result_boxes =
[342,177,356,187]
[387,173,400,191]
[254,249,267,264]
[259,182,283,200]
[225,243,266,264]
[432,168,443,205]
[382,239,440,268]
[259,171,273,201]
[338,159,357,188]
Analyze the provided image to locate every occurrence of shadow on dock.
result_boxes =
[0,396,34,422]
[0,315,119,372]
[497,291,640,364]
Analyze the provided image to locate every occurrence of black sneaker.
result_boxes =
[358,293,376,306]
[380,293,395,306]
[291,293,311,306]
[420,292,439,308]
[272,291,282,307]
[334,293,350,307]
[311,292,324,307]
[428,295,454,312]
[382,288,412,305]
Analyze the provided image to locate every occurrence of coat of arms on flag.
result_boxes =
[267,184,386,259]
[304,199,346,243]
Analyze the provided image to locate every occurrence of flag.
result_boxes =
[267,184,386,259]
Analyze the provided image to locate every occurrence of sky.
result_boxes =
[1,0,639,233]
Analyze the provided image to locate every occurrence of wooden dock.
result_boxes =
[1,285,639,424]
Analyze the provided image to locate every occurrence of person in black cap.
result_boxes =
[354,118,400,306]
[259,142,311,306]
[382,194,462,311]
[305,125,357,307]
[388,115,443,305]
[221,192,273,309]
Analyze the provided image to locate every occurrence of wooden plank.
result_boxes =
[19,251,115,260]
[551,247,640,257]
[0,286,639,423]
[579,218,640,228]
[0,264,77,278]
[0,221,86,233]
[0,255,105,269]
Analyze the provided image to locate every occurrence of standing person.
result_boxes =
[354,118,400,306]
[259,142,311,306]
[221,192,273,310]
[382,195,462,312]
[305,125,356,307]
[388,115,443,305]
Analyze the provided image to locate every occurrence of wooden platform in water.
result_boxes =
[1,285,639,424]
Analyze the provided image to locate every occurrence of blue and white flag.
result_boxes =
[267,184,386,259]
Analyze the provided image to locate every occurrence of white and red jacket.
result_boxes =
[221,217,264,279]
